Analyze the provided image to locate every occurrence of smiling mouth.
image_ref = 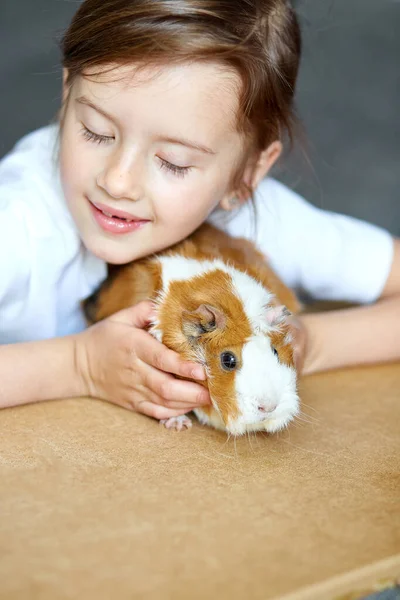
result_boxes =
[90,198,150,222]
[99,209,134,222]
[88,197,151,234]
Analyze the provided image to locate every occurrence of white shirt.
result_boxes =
[0,124,394,343]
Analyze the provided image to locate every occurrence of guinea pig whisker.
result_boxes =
[293,415,317,429]
[246,430,256,453]
[296,410,320,425]
[298,401,320,416]
[295,411,316,423]
[224,432,231,446]
[281,438,333,457]
[233,435,238,459]
[250,429,261,450]
[291,418,311,431]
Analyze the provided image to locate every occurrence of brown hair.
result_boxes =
[60,0,301,223]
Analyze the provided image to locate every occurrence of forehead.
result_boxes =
[73,62,243,142]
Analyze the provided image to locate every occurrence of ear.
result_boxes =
[219,140,282,210]
[62,68,71,104]
[182,304,226,341]
[265,304,291,327]
[249,140,282,190]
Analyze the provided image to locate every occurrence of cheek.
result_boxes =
[152,170,229,223]
[59,131,93,201]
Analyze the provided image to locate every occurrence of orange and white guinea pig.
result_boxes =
[84,223,303,436]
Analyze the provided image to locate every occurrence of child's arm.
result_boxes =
[300,237,400,375]
[0,301,210,413]
[0,336,83,408]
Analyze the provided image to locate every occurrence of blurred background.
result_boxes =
[0,5,399,598]
[0,0,399,236]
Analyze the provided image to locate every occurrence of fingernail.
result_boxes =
[192,366,206,380]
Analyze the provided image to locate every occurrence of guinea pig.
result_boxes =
[83,223,303,436]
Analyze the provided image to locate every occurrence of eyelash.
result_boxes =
[158,160,190,178]
[79,125,191,178]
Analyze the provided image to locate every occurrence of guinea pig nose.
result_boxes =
[258,402,278,414]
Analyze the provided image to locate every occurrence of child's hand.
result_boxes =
[286,314,308,375]
[75,300,211,419]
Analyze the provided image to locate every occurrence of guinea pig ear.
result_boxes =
[182,304,226,340]
[265,304,292,327]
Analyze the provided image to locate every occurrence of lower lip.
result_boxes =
[88,200,150,234]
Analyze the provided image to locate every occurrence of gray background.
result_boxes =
[0,3,399,598]
[0,0,399,239]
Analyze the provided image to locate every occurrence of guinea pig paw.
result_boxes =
[160,415,193,431]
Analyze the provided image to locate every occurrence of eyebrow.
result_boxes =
[75,95,217,155]
[156,136,216,155]
[76,96,116,123]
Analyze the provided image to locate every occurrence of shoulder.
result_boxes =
[1,123,60,181]
[1,124,60,190]
[256,179,395,303]
[0,123,79,261]
[253,177,328,228]
[207,177,312,282]
[0,125,79,334]
[208,177,312,237]
[208,177,394,304]
[0,123,74,235]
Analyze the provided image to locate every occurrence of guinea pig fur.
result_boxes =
[84,223,303,436]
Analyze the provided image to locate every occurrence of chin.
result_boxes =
[195,407,298,437]
[81,233,133,264]
[226,409,299,436]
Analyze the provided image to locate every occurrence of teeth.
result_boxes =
[100,208,136,221]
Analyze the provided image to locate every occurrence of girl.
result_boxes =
[0,0,398,419]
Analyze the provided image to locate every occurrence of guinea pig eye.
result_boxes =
[220,351,237,372]
[272,347,279,358]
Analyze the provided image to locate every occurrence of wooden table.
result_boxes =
[0,362,399,599]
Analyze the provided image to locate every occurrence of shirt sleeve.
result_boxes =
[253,178,394,304]
[0,189,32,330]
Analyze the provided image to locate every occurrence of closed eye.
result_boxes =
[80,124,191,178]
[159,158,191,178]
[80,124,113,145]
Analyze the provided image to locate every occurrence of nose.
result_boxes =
[97,150,143,201]
[258,402,278,414]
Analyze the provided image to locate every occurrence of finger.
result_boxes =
[138,384,206,413]
[286,315,298,328]
[139,360,211,408]
[293,346,305,374]
[135,330,206,381]
[111,299,158,329]
[135,398,193,421]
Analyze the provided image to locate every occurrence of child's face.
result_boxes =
[59,62,267,264]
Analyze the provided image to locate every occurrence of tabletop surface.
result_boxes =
[0,362,399,600]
